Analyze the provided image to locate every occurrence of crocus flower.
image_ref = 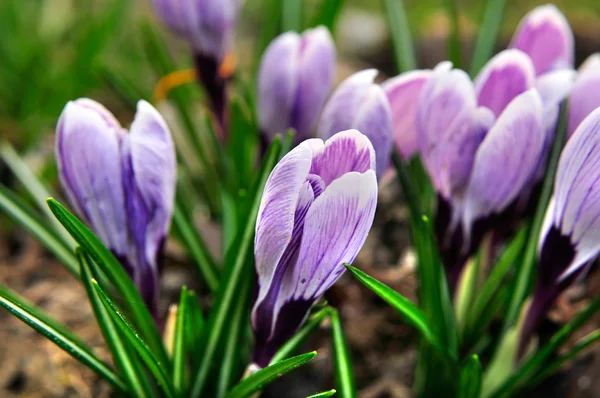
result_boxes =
[152,0,241,130]
[509,4,574,76]
[382,70,432,159]
[568,54,600,138]
[418,57,546,284]
[317,70,393,179]
[519,107,600,354]
[257,27,336,145]
[56,99,176,317]
[251,129,378,367]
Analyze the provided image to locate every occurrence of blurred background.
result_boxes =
[1,0,599,397]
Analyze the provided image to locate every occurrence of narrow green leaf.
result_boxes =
[282,0,302,32]
[0,142,74,246]
[92,280,176,398]
[0,185,78,276]
[0,284,127,393]
[331,309,356,398]
[309,0,344,31]
[307,390,337,398]
[190,137,282,398]
[225,352,318,398]
[186,290,205,374]
[256,0,284,61]
[173,286,189,395]
[382,0,416,73]
[271,306,333,363]
[459,355,482,398]
[445,0,462,69]
[78,250,151,398]
[345,265,439,349]
[96,63,150,110]
[46,198,169,366]
[469,0,508,76]
[502,102,568,335]
[173,199,219,293]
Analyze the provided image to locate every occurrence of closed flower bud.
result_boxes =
[252,130,378,367]
[56,99,176,316]
[257,27,336,145]
[510,4,574,76]
[318,70,393,179]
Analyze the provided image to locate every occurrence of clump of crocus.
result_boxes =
[519,107,600,355]
[317,70,393,179]
[257,27,336,146]
[56,99,176,318]
[251,129,378,367]
[152,0,241,130]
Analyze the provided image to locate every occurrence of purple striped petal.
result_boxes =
[474,49,536,117]
[418,65,492,199]
[568,54,600,139]
[317,70,393,179]
[464,89,544,232]
[292,27,336,141]
[55,99,129,259]
[510,4,574,76]
[382,70,432,159]
[309,129,375,186]
[543,107,600,281]
[257,32,300,141]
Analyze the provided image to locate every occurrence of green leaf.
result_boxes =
[382,0,416,72]
[0,185,78,276]
[345,264,439,349]
[190,137,282,398]
[307,390,337,398]
[271,306,333,363]
[469,0,508,76]
[96,63,150,110]
[501,102,568,335]
[78,250,151,398]
[92,280,176,398]
[227,95,258,191]
[309,0,344,31]
[173,286,189,395]
[0,283,127,393]
[256,0,284,62]
[331,309,356,398]
[282,0,303,32]
[46,198,169,366]
[460,355,482,398]
[224,352,318,398]
[445,0,462,69]
[173,198,219,293]
[186,290,205,374]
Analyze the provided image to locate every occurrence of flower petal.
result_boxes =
[464,89,544,229]
[510,4,574,76]
[257,32,300,141]
[309,129,375,186]
[474,49,536,117]
[382,70,432,159]
[55,99,128,257]
[568,54,600,138]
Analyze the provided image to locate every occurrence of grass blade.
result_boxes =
[345,264,439,349]
[173,286,189,395]
[78,250,151,398]
[0,184,78,276]
[309,0,344,31]
[459,355,482,398]
[307,390,337,398]
[225,352,317,398]
[0,283,127,393]
[282,0,303,32]
[46,198,169,366]
[382,0,416,73]
[96,63,151,110]
[445,0,462,68]
[92,280,176,398]
[186,290,205,374]
[469,0,508,76]
[271,306,333,363]
[331,309,356,398]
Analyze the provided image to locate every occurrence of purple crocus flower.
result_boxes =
[56,99,176,317]
[152,0,241,130]
[519,107,600,354]
[568,54,600,138]
[418,57,546,284]
[317,70,393,179]
[510,4,574,76]
[251,129,378,367]
[257,27,336,145]
[382,70,432,159]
